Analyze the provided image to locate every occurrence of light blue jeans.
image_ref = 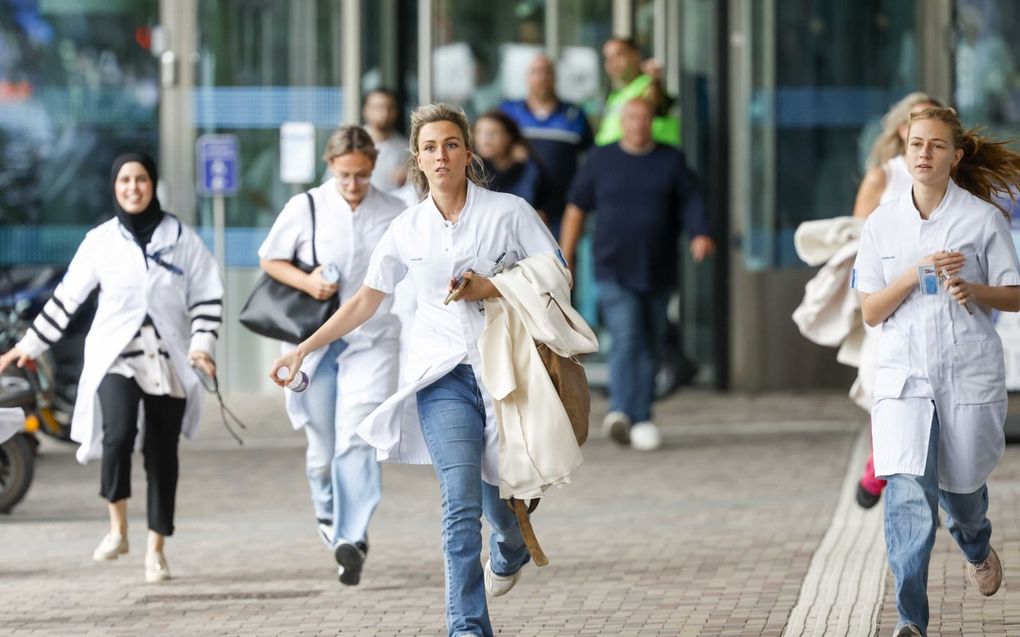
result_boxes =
[884,407,992,634]
[303,339,381,545]
[598,280,671,423]
[417,365,530,637]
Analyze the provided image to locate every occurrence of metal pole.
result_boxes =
[418,0,433,105]
[342,0,362,124]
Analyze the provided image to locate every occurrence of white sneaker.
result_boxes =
[316,518,333,548]
[92,533,129,561]
[145,551,171,583]
[630,421,661,451]
[601,411,631,445]
[484,559,522,597]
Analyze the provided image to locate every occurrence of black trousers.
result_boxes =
[97,373,186,536]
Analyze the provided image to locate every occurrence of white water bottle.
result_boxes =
[276,367,309,392]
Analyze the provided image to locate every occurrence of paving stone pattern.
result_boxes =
[0,390,883,636]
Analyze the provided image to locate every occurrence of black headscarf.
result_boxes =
[112,152,164,248]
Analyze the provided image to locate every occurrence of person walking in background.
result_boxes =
[851,92,944,510]
[269,103,560,637]
[595,36,679,147]
[362,88,411,195]
[0,153,223,583]
[853,106,1020,637]
[560,99,714,451]
[258,126,405,586]
[500,54,593,237]
[473,109,559,226]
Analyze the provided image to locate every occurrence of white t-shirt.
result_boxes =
[371,133,411,193]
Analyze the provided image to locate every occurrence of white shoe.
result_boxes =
[145,551,171,583]
[92,533,129,561]
[316,518,333,548]
[484,559,522,597]
[601,411,631,445]
[630,421,661,451]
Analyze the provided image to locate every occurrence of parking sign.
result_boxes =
[196,134,240,196]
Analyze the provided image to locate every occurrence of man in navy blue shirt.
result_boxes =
[500,54,594,237]
[560,98,714,451]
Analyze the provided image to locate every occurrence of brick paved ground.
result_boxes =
[2,389,1015,636]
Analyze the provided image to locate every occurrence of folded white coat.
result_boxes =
[478,253,599,500]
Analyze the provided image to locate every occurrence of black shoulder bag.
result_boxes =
[239,192,340,343]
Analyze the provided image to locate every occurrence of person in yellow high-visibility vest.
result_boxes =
[595,36,680,147]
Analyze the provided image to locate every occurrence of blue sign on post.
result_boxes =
[196,134,240,196]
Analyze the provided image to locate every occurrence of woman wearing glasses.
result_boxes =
[258,125,405,585]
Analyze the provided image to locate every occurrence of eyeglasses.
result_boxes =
[336,173,373,185]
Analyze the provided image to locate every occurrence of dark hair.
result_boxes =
[475,109,526,151]
[909,107,1020,217]
[322,125,378,163]
[362,88,398,108]
[606,36,639,51]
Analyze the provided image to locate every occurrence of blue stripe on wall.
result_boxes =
[0,227,270,268]
[193,86,344,128]
[755,87,906,128]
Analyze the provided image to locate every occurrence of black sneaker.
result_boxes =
[334,540,366,586]
[856,482,881,509]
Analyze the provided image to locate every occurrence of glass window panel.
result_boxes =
[432,0,546,119]
[955,0,1020,138]
[194,0,343,232]
[0,0,158,233]
[743,0,919,270]
[556,0,611,114]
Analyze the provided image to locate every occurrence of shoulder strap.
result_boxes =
[305,191,319,266]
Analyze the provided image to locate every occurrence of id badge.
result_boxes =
[917,264,940,295]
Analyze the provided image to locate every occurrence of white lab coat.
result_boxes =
[356,182,560,485]
[853,181,1020,492]
[17,216,223,464]
[478,254,598,499]
[258,182,405,431]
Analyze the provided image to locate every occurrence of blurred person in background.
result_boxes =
[258,126,405,586]
[500,54,593,238]
[473,109,559,227]
[596,36,679,147]
[0,153,222,584]
[560,99,713,451]
[362,88,410,195]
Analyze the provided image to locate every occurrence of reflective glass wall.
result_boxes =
[0,0,158,262]
[736,0,920,271]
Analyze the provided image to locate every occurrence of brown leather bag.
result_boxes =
[508,343,590,568]
[536,342,590,446]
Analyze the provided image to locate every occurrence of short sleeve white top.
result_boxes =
[853,180,1020,491]
[258,181,404,346]
[358,181,560,483]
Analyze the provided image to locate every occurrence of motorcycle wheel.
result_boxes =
[0,433,34,514]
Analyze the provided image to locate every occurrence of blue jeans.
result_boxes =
[303,339,381,544]
[417,365,530,637]
[598,280,671,423]
[884,407,992,634]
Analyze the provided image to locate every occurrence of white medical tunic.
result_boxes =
[854,180,1020,492]
[357,181,560,485]
[258,182,405,430]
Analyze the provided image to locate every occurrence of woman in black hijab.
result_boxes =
[111,152,165,248]
[0,153,224,583]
